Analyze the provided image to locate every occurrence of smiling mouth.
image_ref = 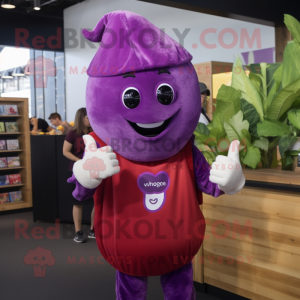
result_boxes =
[149,198,158,204]
[127,116,173,137]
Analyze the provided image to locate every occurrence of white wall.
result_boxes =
[1,89,32,117]
[0,47,30,72]
[64,0,275,121]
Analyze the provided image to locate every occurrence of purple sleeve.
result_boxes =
[67,174,96,200]
[191,139,224,197]
[66,141,100,201]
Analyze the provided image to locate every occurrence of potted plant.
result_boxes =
[195,14,300,169]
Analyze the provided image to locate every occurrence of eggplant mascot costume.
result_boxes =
[69,10,245,300]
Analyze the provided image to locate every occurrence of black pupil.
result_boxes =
[123,89,140,109]
[157,85,173,105]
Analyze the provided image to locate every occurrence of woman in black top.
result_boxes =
[63,108,94,243]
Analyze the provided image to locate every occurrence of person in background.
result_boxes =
[48,113,73,135]
[30,117,53,133]
[199,82,211,125]
[62,108,95,243]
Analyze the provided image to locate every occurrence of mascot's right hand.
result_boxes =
[73,135,120,189]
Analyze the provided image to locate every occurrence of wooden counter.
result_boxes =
[193,168,300,300]
[244,166,300,186]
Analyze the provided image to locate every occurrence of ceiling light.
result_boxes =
[33,0,40,10]
[12,67,25,77]
[1,0,15,9]
[2,70,13,79]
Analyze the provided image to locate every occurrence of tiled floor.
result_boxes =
[0,211,221,300]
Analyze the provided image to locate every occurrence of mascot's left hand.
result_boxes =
[209,140,245,195]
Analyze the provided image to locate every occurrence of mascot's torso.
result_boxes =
[91,132,205,276]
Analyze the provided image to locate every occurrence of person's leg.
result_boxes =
[115,270,148,300]
[88,206,96,238]
[160,262,196,300]
[73,205,83,232]
[90,206,95,230]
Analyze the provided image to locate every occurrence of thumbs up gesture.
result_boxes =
[209,140,245,195]
[73,135,120,189]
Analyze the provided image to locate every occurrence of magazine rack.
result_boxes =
[0,98,32,211]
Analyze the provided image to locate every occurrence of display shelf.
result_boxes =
[0,201,29,211]
[0,167,24,171]
[0,184,24,189]
[0,132,22,135]
[0,150,23,152]
[0,115,22,118]
[0,98,32,211]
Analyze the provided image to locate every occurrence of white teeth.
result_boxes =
[136,121,164,128]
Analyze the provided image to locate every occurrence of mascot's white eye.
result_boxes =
[122,87,140,109]
[156,84,174,105]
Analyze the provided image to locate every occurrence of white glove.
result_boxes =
[73,135,120,189]
[209,140,245,195]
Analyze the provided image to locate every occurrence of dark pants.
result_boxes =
[115,262,195,300]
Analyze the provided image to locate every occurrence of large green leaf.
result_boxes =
[203,151,216,165]
[241,146,261,169]
[241,129,251,144]
[209,127,226,141]
[240,98,261,136]
[266,77,300,120]
[282,152,294,168]
[194,131,210,143]
[288,109,300,130]
[282,40,300,88]
[257,120,291,137]
[249,72,262,95]
[290,97,300,110]
[195,122,210,136]
[282,15,300,88]
[224,110,249,141]
[289,150,300,155]
[213,85,241,122]
[267,64,283,109]
[284,14,300,43]
[278,135,298,157]
[260,63,268,114]
[210,111,223,131]
[253,137,269,151]
[194,140,208,152]
[231,57,264,120]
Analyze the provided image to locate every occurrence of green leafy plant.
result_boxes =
[195,14,300,169]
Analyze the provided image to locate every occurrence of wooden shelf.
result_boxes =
[0,115,22,118]
[0,167,24,170]
[0,97,32,211]
[0,132,22,135]
[0,184,24,189]
[0,201,24,205]
[244,166,300,186]
[0,150,23,152]
[0,201,30,211]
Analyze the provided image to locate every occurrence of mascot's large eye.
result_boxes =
[156,84,174,105]
[122,87,140,109]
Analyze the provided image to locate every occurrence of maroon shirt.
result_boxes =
[65,129,85,171]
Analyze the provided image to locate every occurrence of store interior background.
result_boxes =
[0,0,276,121]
